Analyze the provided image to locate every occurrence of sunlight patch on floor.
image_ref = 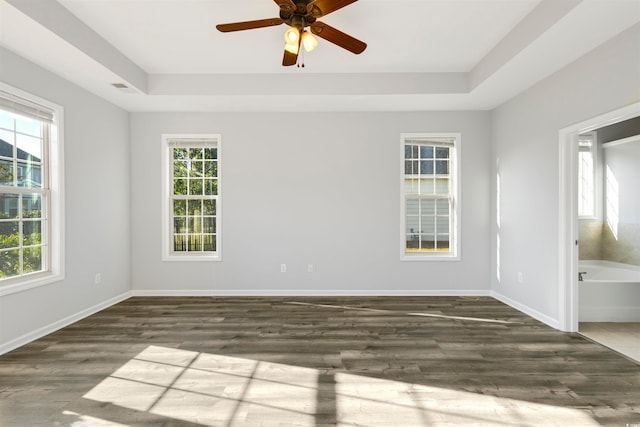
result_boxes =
[82,345,600,427]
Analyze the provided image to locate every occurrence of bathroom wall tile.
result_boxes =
[578,220,603,260]
[602,222,640,266]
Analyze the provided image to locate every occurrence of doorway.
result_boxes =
[558,101,640,333]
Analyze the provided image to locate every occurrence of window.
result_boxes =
[401,133,459,260]
[0,83,64,295]
[163,135,220,261]
[578,132,597,218]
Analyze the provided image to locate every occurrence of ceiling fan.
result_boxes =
[216,0,367,66]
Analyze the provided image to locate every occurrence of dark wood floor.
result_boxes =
[0,296,638,426]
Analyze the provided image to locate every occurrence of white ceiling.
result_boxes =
[1,0,639,112]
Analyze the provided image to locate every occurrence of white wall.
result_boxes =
[604,140,640,224]
[0,48,131,352]
[130,111,491,294]
[491,24,640,325]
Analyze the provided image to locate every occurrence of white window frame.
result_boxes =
[577,132,598,219]
[162,134,221,261]
[0,82,65,296]
[400,133,460,261]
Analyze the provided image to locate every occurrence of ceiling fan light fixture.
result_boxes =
[284,26,300,44]
[284,40,299,55]
[301,31,318,52]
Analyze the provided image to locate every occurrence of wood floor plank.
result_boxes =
[0,296,638,426]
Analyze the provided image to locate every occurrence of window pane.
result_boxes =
[0,159,13,187]
[0,112,13,130]
[189,179,203,196]
[435,147,449,159]
[23,247,42,274]
[174,161,188,178]
[23,220,41,245]
[0,222,19,249]
[16,134,42,162]
[421,216,435,234]
[205,235,217,252]
[189,160,203,178]
[204,148,217,160]
[404,178,419,195]
[0,129,15,147]
[436,236,450,250]
[204,179,218,196]
[435,160,448,175]
[1,193,19,218]
[189,234,202,251]
[420,146,433,159]
[174,178,187,195]
[204,161,217,178]
[406,236,419,250]
[203,199,216,215]
[174,148,187,160]
[173,200,186,216]
[436,216,450,233]
[174,235,187,252]
[174,217,186,234]
[436,199,450,214]
[189,148,203,160]
[435,179,449,195]
[420,198,435,215]
[203,217,216,233]
[419,178,435,195]
[187,200,202,216]
[15,116,41,137]
[0,249,20,278]
[406,199,419,215]
[420,160,433,175]
[406,216,419,234]
[421,237,435,250]
[17,163,42,188]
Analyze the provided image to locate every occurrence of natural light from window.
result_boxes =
[605,164,619,240]
[81,345,600,426]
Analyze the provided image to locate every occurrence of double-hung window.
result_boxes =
[401,133,460,260]
[0,84,64,294]
[163,135,220,261]
[578,132,597,218]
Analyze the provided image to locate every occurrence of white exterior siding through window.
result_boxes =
[401,133,460,260]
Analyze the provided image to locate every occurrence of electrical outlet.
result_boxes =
[94,273,101,285]
[280,264,287,273]
[308,264,313,273]
[517,272,523,283]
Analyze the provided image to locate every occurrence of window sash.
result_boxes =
[163,135,220,261]
[401,134,458,259]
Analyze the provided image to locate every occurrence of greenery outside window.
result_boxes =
[0,83,64,295]
[401,133,460,260]
[163,135,220,261]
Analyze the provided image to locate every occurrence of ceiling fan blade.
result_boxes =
[310,21,366,54]
[309,0,358,17]
[274,0,296,12]
[216,18,284,32]
[282,49,298,67]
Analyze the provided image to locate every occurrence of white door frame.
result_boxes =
[558,102,640,332]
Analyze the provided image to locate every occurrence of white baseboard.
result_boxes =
[579,307,640,322]
[0,291,132,356]
[491,290,560,330]
[132,289,492,297]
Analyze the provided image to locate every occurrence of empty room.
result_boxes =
[1,0,639,426]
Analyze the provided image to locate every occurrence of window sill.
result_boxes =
[162,254,221,262]
[401,253,460,261]
[0,272,64,297]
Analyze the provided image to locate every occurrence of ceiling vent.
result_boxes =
[111,82,138,94]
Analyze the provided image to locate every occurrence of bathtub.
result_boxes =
[579,260,640,322]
